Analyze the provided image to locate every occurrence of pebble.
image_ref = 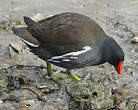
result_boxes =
[1,106,8,110]
[115,80,119,84]
[0,100,3,103]
[110,18,119,26]
[8,43,24,58]
[131,49,135,53]
[131,37,138,44]
[134,61,137,64]
[130,72,134,76]
[9,43,24,53]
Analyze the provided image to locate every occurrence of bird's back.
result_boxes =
[38,12,104,45]
[23,12,107,55]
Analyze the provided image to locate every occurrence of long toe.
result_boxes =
[51,72,68,80]
[47,62,68,80]
[66,70,81,81]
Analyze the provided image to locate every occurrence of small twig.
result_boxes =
[0,86,8,90]
[84,72,90,81]
[0,64,47,70]
[20,86,45,97]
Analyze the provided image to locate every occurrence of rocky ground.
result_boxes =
[0,0,138,110]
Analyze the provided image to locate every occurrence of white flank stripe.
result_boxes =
[62,46,91,56]
[51,56,65,59]
[48,46,91,61]
[20,38,39,47]
[62,59,70,62]
[70,57,78,59]
[51,60,60,63]
[47,59,60,63]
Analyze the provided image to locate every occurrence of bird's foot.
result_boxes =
[50,70,69,80]
[47,70,69,86]
[47,62,68,81]
[66,70,81,81]
[47,63,80,82]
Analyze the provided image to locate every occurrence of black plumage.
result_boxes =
[12,12,124,79]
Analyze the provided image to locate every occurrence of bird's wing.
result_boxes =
[23,14,104,55]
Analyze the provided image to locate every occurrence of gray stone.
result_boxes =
[131,37,138,44]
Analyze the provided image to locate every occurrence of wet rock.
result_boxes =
[118,100,135,110]
[2,95,20,103]
[110,17,119,26]
[19,104,32,110]
[113,23,134,38]
[0,20,11,31]
[134,104,138,110]
[0,19,22,32]
[134,46,138,53]
[7,75,20,90]
[118,98,138,110]
[44,88,69,110]
[131,37,138,44]
[0,70,7,88]
[67,79,138,110]
[113,86,135,98]
[9,43,24,53]
[1,106,8,110]
[130,71,135,76]
[8,43,25,58]
[112,86,138,109]
[0,65,69,110]
[0,70,8,96]
[67,80,114,110]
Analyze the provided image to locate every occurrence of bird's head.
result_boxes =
[112,61,124,78]
[103,37,124,77]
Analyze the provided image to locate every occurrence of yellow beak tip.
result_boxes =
[118,74,121,78]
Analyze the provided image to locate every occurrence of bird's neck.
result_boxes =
[101,36,119,64]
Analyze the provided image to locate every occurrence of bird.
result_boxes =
[12,12,124,81]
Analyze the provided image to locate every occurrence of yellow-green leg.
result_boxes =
[47,62,81,81]
[66,69,80,81]
[47,62,67,79]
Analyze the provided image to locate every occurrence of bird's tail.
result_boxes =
[12,26,40,47]
[23,16,47,42]
[23,16,41,28]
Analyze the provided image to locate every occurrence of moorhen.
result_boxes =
[12,12,124,81]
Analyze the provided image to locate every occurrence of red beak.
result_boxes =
[116,61,123,77]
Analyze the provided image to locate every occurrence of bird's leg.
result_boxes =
[66,69,80,81]
[47,62,68,79]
